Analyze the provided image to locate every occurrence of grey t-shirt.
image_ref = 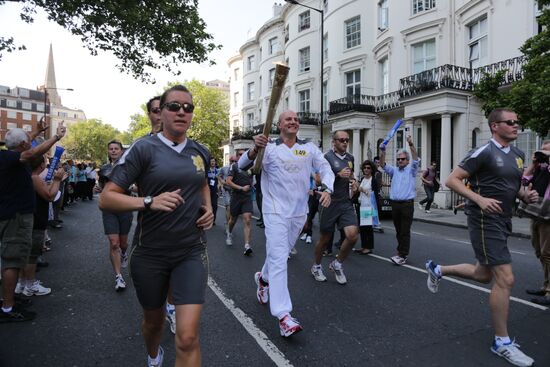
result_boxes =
[109,135,211,249]
[218,165,232,191]
[459,140,524,218]
[228,163,252,198]
[324,150,355,202]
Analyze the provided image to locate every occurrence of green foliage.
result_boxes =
[0,0,221,82]
[127,111,152,141]
[63,119,124,163]
[473,0,550,137]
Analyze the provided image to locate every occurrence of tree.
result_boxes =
[473,0,550,137]
[127,112,152,141]
[63,119,125,163]
[0,0,221,82]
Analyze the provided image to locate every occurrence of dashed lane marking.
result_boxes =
[208,277,294,367]
[368,253,548,311]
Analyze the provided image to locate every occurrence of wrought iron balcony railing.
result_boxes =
[328,55,527,117]
[296,111,320,126]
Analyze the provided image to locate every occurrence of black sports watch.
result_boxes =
[143,196,153,210]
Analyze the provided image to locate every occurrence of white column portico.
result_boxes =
[456,113,469,163]
[404,119,414,158]
[421,119,429,169]
[352,128,361,178]
[440,113,452,189]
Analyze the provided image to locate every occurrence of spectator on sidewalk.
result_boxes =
[379,135,419,265]
[0,122,66,322]
[86,162,97,200]
[207,157,219,225]
[419,161,438,213]
[353,160,380,255]
[425,108,539,367]
[522,140,550,306]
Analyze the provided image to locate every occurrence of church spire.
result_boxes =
[44,43,61,106]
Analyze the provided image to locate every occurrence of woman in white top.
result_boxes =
[354,160,380,255]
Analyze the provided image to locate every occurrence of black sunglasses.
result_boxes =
[150,108,161,114]
[334,138,350,143]
[162,101,195,113]
[495,120,520,126]
[396,157,407,161]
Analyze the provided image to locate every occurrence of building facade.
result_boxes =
[228,0,545,208]
[0,85,48,141]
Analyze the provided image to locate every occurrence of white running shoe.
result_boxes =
[418,203,424,210]
[305,236,312,244]
[311,265,327,282]
[300,233,307,241]
[121,252,128,268]
[22,280,51,296]
[226,233,233,246]
[254,272,269,304]
[15,281,25,295]
[425,260,441,293]
[243,244,253,256]
[166,309,176,335]
[147,345,164,367]
[290,247,298,255]
[329,260,347,285]
[279,314,303,337]
[115,274,126,292]
[491,340,534,367]
[390,255,407,266]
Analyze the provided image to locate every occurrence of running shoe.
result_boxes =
[0,307,36,323]
[425,260,441,293]
[22,280,51,296]
[243,244,253,256]
[121,252,128,268]
[226,233,233,246]
[15,281,25,295]
[418,203,424,210]
[166,308,176,335]
[147,345,164,367]
[329,259,347,285]
[290,247,298,255]
[311,265,327,282]
[254,272,269,304]
[300,233,307,241]
[279,314,303,337]
[390,255,407,266]
[115,274,126,292]
[491,340,534,367]
[305,236,312,244]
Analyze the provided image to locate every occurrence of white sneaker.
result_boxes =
[329,259,347,285]
[165,308,176,335]
[425,260,441,293]
[147,345,164,367]
[115,274,126,292]
[290,247,298,255]
[425,210,431,214]
[491,340,534,367]
[226,233,232,246]
[311,265,327,282]
[254,272,269,304]
[390,255,407,266]
[300,233,307,241]
[22,280,51,296]
[418,203,424,210]
[121,252,128,268]
[15,281,25,295]
[305,236,312,244]
[279,314,303,337]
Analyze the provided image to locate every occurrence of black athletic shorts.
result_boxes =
[129,242,208,310]
[102,210,133,235]
[467,211,512,266]
[230,194,253,218]
[319,200,358,234]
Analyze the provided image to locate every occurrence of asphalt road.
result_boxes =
[1,198,549,367]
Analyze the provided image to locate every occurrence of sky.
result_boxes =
[0,1,275,131]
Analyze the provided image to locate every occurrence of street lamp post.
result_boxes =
[43,87,73,138]
[284,0,324,150]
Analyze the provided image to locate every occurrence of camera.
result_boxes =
[534,151,549,164]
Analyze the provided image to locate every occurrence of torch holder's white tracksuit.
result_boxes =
[239,138,334,319]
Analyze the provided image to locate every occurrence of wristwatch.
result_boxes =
[324,188,333,194]
[143,196,153,210]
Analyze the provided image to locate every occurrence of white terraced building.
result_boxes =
[226,0,546,208]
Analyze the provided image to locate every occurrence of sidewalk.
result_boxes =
[412,205,532,239]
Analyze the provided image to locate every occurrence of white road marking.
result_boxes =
[369,254,548,311]
[208,277,294,367]
[510,250,526,255]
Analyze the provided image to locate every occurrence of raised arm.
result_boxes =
[21,123,66,163]
[406,135,418,161]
